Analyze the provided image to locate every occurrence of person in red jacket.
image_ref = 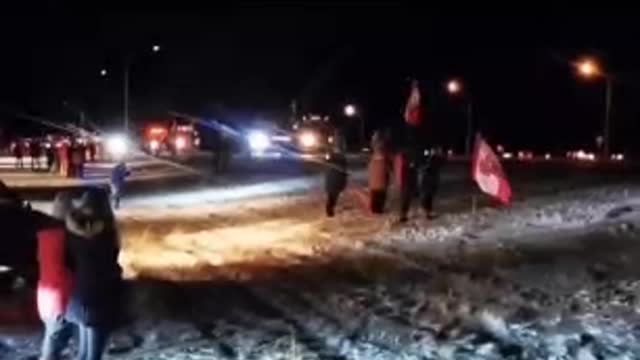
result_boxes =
[395,147,418,222]
[368,132,391,214]
[38,192,74,360]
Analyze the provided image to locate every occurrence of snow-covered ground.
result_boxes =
[3,174,640,359]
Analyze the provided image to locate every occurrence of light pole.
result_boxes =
[103,44,161,132]
[344,104,364,147]
[577,57,612,158]
[446,79,474,157]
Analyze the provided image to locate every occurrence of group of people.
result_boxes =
[10,139,99,178]
[37,187,123,360]
[324,130,444,222]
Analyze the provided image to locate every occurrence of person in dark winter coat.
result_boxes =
[368,131,391,214]
[30,141,42,170]
[38,192,74,360]
[45,144,56,172]
[395,148,419,222]
[65,188,122,360]
[12,141,24,169]
[324,131,348,217]
[420,150,445,219]
[110,162,130,209]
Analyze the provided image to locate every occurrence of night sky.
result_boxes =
[1,7,639,154]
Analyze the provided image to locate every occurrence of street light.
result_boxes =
[578,58,601,78]
[123,45,161,132]
[100,69,108,77]
[344,103,365,148]
[344,104,357,117]
[445,79,473,157]
[446,79,462,94]
[576,57,612,158]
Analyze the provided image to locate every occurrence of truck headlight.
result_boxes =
[248,131,270,151]
[175,136,187,150]
[299,132,317,148]
[106,134,128,158]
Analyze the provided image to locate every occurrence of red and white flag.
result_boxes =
[471,134,512,205]
[404,80,423,126]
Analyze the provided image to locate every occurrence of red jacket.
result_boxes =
[394,153,417,191]
[37,227,72,320]
[368,152,391,191]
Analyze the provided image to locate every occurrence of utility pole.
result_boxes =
[124,60,130,132]
[604,77,612,159]
[465,101,473,157]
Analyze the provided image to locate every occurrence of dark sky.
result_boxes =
[1,7,640,153]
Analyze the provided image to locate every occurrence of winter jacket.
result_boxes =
[36,191,75,320]
[420,154,444,193]
[37,227,72,320]
[325,153,348,194]
[110,163,130,189]
[394,152,418,192]
[368,152,391,191]
[65,189,122,326]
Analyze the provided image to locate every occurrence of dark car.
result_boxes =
[0,184,53,290]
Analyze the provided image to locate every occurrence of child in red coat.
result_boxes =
[38,192,74,360]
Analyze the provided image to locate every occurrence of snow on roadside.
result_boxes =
[5,182,640,359]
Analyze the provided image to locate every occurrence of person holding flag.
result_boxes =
[395,80,424,222]
[471,134,512,206]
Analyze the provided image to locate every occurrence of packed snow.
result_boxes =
[3,175,640,359]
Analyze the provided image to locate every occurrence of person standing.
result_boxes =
[45,144,56,172]
[12,141,24,169]
[368,131,391,214]
[420,149,445,219]
[58,142,69,178]
[69,142,82,178]
[110,162,130,210]
[324,130,348,217]
[88,141,97,163]
[30,141,41,171]
[37,192,74,360]
[65,188,122,360]
[395,147,419,222]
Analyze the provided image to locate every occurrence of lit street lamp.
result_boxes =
[344,103,365,148]
[576,57,612,158]
[344,104,357,117]
[446,79,462,95]
[445,79,473,157]
[578,58,600,78]
[101,45,162,132]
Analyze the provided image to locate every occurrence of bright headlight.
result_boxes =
[299,132,317,148]
[149,140,160,151]
[175,136,186,150]
[248,131,270,151]
[106,134,128,158]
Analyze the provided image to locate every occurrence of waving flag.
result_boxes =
[472,134,512,205]
[404,80,423,126]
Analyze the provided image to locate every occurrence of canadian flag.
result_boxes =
[471,134,512,205]
[404,80,422,126]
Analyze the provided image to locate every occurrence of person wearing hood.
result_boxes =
[110,162,130,210]
[324,130,348,217]
[65,188,122,360]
